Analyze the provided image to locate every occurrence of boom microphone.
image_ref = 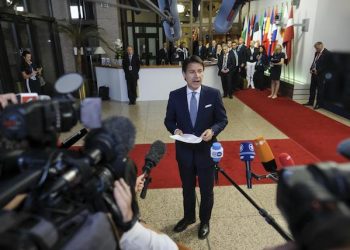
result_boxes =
[338,138,350,160]
[214,0,246,33]
[140,140,166,199]
[254,136,277,173]
[279,153,295,167]
[240,142,255,189]
[157,0,181,42]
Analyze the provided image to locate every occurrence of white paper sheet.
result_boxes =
[170,134,202,144]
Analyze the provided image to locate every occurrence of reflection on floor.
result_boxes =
[59,94,349,249]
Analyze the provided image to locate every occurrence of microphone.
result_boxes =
[214,0,245,33]
[338,138,350,159]
[140,140,166,199]
[157,0,181,42]
[211,142,223,184]
[278,153,295,167]
[253,136,278,173]
[240,141,255,189]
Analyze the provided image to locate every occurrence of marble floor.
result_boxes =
[60,94,350,250]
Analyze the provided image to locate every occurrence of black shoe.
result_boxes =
[173,218,196,232]
[229,95,233,99]
[128,101,136,105]
[314,104,320,110]
[303,102,313,106]
[222,95,227,98]
[198,222,210,239]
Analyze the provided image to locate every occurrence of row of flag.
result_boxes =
[241,4,294,65]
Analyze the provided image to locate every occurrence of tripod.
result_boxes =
[214,164,293,241]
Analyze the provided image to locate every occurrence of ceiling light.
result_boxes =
[177,4,185,13]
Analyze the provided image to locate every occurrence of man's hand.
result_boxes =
[174,129,183,136]
[113,178,133,223]
[135,174,145,193]
[201,129,214,142]
[0,93,17,108]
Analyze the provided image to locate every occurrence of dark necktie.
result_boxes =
[189,92,197,127]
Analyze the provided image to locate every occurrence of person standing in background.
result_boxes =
[218,44,237,99]
[268,44,285,99]
[254,45,268,90]
[122,46,141,105]
[177,42,189,64]
[20,50,42,94]
[237,37,248,89]
[216,44,223,59]
[157,42,170,65]
[230,41,240,93]
[303,41,331,109]
[246,40,259,89]
[207,40,217,59]
[194,40,207,60]
[164,55,228,240]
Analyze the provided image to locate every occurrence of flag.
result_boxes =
[253,14,260,43]
[245,17,251,45]
[263,9,270,52]
[247,14,255,46]
[260,10,266,44]
[283,5,294,65]
[270,6,279,53]
[267,8,275,56]
[280,3,289,38]
[241,16,248,42]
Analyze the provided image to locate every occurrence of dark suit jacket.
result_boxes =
[207,46,216,58]
[237,44,247,65]
[194,46,207,60]
[310,48,331,76]
[122,53,141,80]
[217,52,238,76]
[157,48,170,65]
[246,47,259,62]
[164,85,228,168]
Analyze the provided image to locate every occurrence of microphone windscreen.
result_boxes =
[338,138,350,159]
[254,136,277,172]
[145,140,166,164]
[278,153,295,167]
[214,0,242,33]
[158,0,181,42]
[102,116,136,155]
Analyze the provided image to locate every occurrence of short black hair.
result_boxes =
[182,55,204,73]
[22,50,31,57]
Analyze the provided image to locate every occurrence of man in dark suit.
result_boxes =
[157,42,170,65]
[207,40,217,59]
[218,44,238,99]
[237,37,248,89]
[304,41,331,109]
[164,55,228,239]
[122,46,140,105]
[230,41,240,93]
[194,40,207,60]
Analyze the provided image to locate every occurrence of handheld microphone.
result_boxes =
[211,142,223,183]
[278,153,295,167]
[338,138,350,160]
[214,0,245,34]
[157,0,181,42]
[140,140,166,199]
[253,136,277,172]
[240,141,255,189]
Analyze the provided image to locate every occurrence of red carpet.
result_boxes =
[129,139,319,189]
[235,90,350,162]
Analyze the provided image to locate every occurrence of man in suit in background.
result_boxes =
[237,37,248,89]
[218,44,238,99]
[230,41,240,93]
[304,41,331,109]
[157,42,170,65]
[207,40,217,59]
[122,45,140,105]
[164,55,228,239]
[194,40,207,60]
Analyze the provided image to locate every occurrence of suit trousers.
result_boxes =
[178,162,215,223]
[220,72,233,97]
[309,74,325,105]
[126,75,138,103]
[246,62,256,88]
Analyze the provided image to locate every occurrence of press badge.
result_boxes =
[129,66,132,71]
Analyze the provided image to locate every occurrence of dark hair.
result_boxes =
[182,55,204,73]
[259,45,267,54]
[22,50,31,57]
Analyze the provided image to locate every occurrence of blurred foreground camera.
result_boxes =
[277,162,350,249]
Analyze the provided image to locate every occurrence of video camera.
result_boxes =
[0,73,140,250]
[277,161,350,249]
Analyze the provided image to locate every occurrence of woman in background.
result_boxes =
[254,45,268,90]
[20,50,42,94]
[268,44,285,99]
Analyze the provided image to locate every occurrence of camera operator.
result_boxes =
[113,178,179,250]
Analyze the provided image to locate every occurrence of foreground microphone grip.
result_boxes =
[245,161,252,189]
